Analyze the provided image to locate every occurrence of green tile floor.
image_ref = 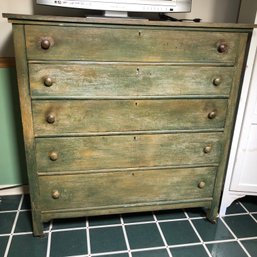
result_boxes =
[0,194,257,257]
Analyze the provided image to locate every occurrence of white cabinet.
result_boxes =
[220,14,257,215]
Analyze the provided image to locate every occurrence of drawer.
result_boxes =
[38,167,216,211]
[32,99,227,136]
[36,132,223,172]
[25,25,240,63]
[29,64,234,97]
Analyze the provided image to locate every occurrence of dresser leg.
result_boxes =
[206,207,218,224]
[31,211,44,237]
[32,221,44,237]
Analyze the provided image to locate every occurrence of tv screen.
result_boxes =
[36,0,192,15]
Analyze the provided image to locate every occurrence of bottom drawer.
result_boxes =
[38,167,216,211]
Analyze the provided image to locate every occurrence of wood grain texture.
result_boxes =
[5,13,253,235]
[25,25,239,63]
[32,99,228,135]
[0,57,15,68]
[41,199,213,222]
[12,25,43,236]
[207,32,250,221]
[29,64,233,97]
[3,13,256,29]
[38,167,217,211]
[35,133,223,171]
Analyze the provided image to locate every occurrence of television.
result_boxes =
[36,0,192,17]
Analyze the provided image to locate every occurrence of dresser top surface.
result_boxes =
[3,13,256,30]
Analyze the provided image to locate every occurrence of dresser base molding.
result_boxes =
[4,13,254,236]
[32,199,213,235]
[42,198,213,217]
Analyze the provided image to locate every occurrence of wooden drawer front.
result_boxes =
[32,99,227,135]
[36,133,223,172]
[29,64,234,97]
[38,167,216,211]
[25,25,240,63]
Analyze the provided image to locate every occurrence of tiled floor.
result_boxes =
[0,194,257,257]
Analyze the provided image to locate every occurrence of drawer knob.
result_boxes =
[208,111,216,119]
[217,43,228,53]
[46,113,55,124]
[213,77,222,86]
[44,77,53,87]
[49,151,58,161]
[41,39,51,50]
[52,190,60,199]
[203,146,212,154]
[198,181,206,189]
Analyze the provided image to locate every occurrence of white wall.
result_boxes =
[1,0,242,57]
[171,0,241,23]
[0,1,34,57]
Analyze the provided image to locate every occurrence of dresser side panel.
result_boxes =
[12,24,43,235]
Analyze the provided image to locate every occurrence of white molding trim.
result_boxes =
[0,185,29,195]
[220,11,257,217]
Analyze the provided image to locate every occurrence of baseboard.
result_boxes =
[0,185,29,195]
[0,57,15,68]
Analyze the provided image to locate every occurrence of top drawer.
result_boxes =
[25,25,241,63]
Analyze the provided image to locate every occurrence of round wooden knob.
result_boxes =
[52,190,60,199]
[213,77,222,86]
[44,77,53,87]
[198,181,206,189]
[203,146,212,154]
[49,151,58,161]
[208,111,216,119]
[46,113,55,124]
[217,43,228,53]
[41,39,51,50]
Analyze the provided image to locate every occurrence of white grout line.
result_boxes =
[51,226,88,233]
[223,212,249,217]
[90,250,129,256]
[183,211,212,257]
[120,215,132,257]
[153,212,173,257]
[2,194,257,257]
[83,215,206,230]
[0,210,20,214]
[46,221,53,257]
[168,242,204,249]
[86,218,92,257]
[239,236,257,241]
[238,201,257,224]
[130,246,167,253]
[3,195,23,257]
[251,214,257,223]
[219,216,252,257]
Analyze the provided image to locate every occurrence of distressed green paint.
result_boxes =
[0,68,27,186]
[32,99,228,135]
[38,167,217,211]
[25,25,240,63]
[35,133,223,172]
[4,13,253,236]
[29,64,234,97]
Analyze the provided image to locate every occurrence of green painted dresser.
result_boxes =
[4,13,254,236]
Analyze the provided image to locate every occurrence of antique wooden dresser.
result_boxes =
[4,13,254,236]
